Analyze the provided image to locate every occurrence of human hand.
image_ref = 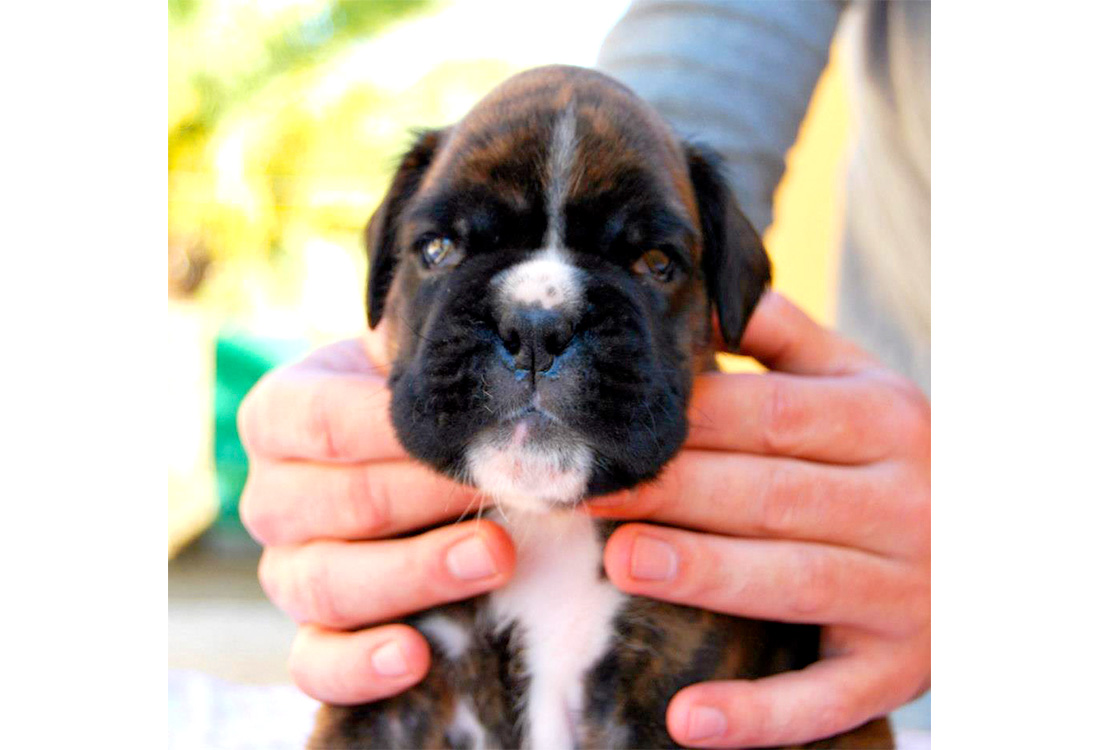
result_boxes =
[237,332,516,705]
[592,291,931,748]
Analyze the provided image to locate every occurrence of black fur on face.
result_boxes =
[365,67,770,510]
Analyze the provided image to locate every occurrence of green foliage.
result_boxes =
[169,0,436,304]
[170,0,433,158]
[168,0,524,326]
[168,0,200,24]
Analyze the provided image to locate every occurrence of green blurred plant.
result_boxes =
[168,0,435,302]
[168,0,523,324]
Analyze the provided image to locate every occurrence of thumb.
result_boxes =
[730,291,877,376]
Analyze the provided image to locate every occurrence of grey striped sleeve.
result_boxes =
[596,0,844,234]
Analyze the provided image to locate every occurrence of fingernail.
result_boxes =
[370,640,409,677]
[630,535,679,581]
[687,705,727,742]
[445,535,499,581]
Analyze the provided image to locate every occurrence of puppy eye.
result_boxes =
[420,237,459,268]
[634,249,675,282]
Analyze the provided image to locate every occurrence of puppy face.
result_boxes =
[367,66,769,511]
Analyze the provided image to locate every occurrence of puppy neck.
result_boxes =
[487,504,624,750]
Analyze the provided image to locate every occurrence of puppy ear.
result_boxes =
[365,128,447,328]
[684,143,772,351]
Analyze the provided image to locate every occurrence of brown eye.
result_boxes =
[634,249,675,282]
[421,237,458,267]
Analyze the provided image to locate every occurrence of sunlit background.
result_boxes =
[168,0,850,700]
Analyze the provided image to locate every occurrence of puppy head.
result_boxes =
[366,66,769,512]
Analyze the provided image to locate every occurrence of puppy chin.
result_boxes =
[465,416,592,513]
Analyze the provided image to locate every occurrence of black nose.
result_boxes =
[496,306,575,373]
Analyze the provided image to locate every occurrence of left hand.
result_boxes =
[591,292,930,748]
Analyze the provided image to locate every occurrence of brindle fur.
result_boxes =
[312,601,528,750]
[310,525,892,750]
[311,66,894,749]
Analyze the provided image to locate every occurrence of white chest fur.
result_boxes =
[488,510,626,750]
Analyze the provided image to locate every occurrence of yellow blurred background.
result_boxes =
[767,51,847,330]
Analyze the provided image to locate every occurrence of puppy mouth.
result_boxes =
[500,397,564,430]
[465,399,593,511]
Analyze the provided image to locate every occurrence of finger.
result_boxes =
[239,367,403,463]
[685,368,925,464]
[259,521,516,630]
[735,291,878,375]
[665,647,906,748]
[289,623,431,705]
[603,525,921,632]
[587,451,917,556]
[240,458,479,545]
[295,337,377,374]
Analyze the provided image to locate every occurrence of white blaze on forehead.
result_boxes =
[493,102,584,313]
[544,101,577,249]
[495,248,582,312]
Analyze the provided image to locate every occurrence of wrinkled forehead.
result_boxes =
[414,68,699,250]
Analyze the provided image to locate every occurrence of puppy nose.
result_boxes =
[497,306,575,373]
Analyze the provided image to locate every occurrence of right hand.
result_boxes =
[238,332,517,705]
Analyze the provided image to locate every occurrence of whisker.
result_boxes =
[493,495,510,525]
[453,490,482,526]
[393,310,443,346]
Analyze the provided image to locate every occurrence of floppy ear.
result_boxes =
[684,143,772,351]
[365,128,447,328]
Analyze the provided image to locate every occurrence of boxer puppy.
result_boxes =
[309,65,893,749]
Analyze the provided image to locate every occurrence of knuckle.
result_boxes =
[411,540,450,605]
[790,547,835,617]
[888,462,931,559]
[816,692,857,736]
[898,568,931,628]
[903,483,931,545]
[761,379,805,455]
[306,385,342,461]
[677,537,720,597]
[239,478,278,544]
[287,639,310,688]
[296,546,346,627]
[257,549,282,603]
[886,377,931,453]
[912,505,931,559]
[288,625,373,703]
[287,630,324,695]
[911,579,931,627]
[345,466,391,537]
[758,464,803,536]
